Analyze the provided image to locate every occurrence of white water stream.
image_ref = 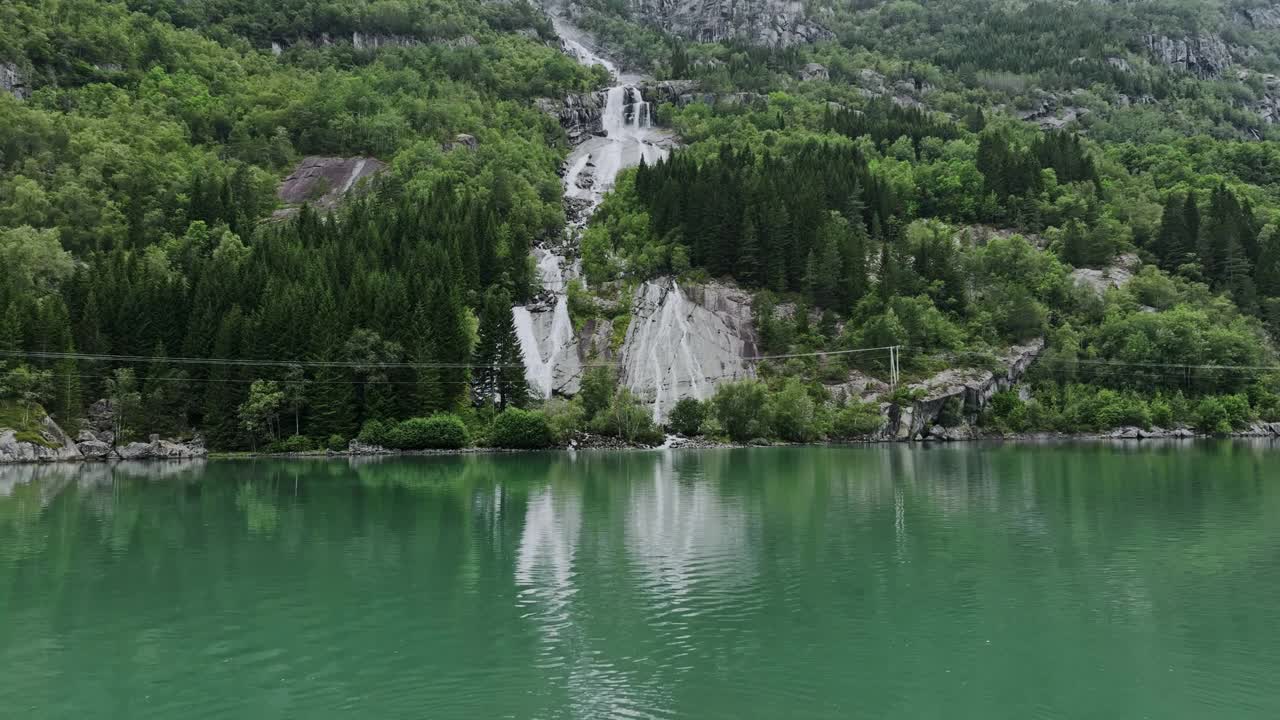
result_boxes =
[512,16,670,399]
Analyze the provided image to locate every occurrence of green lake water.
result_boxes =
[1,443,1279,719]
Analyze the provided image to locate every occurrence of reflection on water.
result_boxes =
[2,442,1280,719]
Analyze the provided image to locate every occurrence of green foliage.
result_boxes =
[712,380,770,442]
[667,397,707,436]
[579,366,617,422]
[830,402,885,439]
[266,435,318,454]
[489,407,553,449]
[593,389,662,445]
[0,399,51,447]
[388,414,470,450]
[326,434,348,451]
[767,378,819,442]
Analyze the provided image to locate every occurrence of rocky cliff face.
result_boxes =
[615,0,832,46]
[879,339,1045,441]
[618,278,757,422]
[1,62,28,100]
[1234,4,1280,29]
[1144,33,1233,79]
[640,79,765,110]
[536,91,609,145]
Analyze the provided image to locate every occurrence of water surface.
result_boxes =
[2,443,1278,718]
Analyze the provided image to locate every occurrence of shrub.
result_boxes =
[1094,390,1150,429]
[830,402,884,439]
[326,434,347,451]
[389,414,469,450]
[267,435,316,453]
[490,408,553,449]
[768,378,818,442]
[579,366,616,421]
[712,380,770,442]
[667,397,706,436]
[1220,393,1253,430]
[357,418,392,447]
[543,398,586,444]
[1195,397,1231,434]
[594,389,662,444]
[987,390,1028,432]
[1150,397,1175,428]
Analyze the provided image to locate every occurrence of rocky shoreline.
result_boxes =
[7,414,1280,464]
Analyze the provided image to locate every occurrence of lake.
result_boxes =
[2,443,1279,719]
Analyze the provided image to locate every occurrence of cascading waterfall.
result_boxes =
[511,16,670,399]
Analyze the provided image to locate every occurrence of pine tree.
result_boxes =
[471,288,528,410]
[1155,193,1191,272]
[0,303,20,371]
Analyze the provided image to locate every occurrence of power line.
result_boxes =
[0,345,906,370]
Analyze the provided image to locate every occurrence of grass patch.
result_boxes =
[0,400,54,447]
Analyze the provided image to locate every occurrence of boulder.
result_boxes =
[116,438,207,461]
[0,416,82,463]
[76,440,114,460]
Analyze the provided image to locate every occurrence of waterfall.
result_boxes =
[512,16,669,399]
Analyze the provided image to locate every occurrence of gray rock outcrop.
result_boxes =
[1234,4,1280,29]
[116,435,207,461]
[442,133,479,152]
[273,156,387,219]
[1144,33,1232,79]
[618,278,757,422]
[536,91,609,145]
[352,32,422,50]
[880,339,1045,440]
[618,0,832,46]
[1070,253,1138,297]
[798,63,829,81]
[1,62,28,100]
[0,417,82,463]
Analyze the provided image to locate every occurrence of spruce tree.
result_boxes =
[471,288,528,410]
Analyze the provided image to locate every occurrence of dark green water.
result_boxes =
[2,444,1279,719]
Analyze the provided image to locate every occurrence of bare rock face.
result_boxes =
[442,133,479,152]
[116,436,207,461]
[619,0,832,46]
[0,417,82,463]
[880,339,1045,441]
[618,278,757,422]
[798,62,829,81]
[1234,4,1280,29]
[352,32,422,50]
[824,371,890,405]
[536,91,609,145]
[1144,33,1232,79]
[1,62,28,100]
[1070,253,1139,297]
[275,156,387,216]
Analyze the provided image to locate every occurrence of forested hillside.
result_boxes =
[3,0,1280,452]
[0,0,599,451]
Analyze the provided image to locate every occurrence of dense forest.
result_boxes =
[3,0,1280,451]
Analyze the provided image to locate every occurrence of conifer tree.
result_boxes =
[471,288,529,410]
